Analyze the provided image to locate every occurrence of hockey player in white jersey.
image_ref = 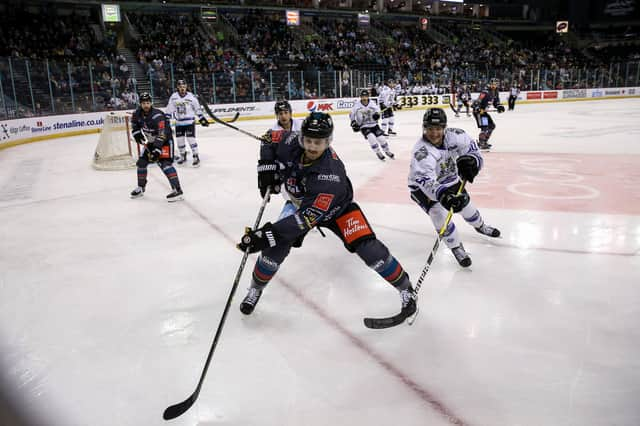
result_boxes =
[349,90,394,161]
[378,79,400,135]
[164,80,209,167]
[408,108,500,267]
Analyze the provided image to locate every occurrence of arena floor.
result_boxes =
[1,98,639,426]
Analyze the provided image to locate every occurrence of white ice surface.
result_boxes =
[1,99,639,426]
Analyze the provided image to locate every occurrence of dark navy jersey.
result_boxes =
[475,88,501,111]
[260,136,354,244]
[131,106,173,147]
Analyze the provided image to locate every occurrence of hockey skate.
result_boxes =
[399,286,417,318]
[388,130,397,136]
[240,287,263,315]
[130,186,145,199]
[475,223,501,238]
[478,141,492,150]
[166,188,184,202]
[451,243,472,267]
[192,154,200,168]
[384,150,395,159]
[376,151,386,161]
[176,152,187,165]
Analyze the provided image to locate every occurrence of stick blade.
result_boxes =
[363,312,408,329]
[163,394,196,421]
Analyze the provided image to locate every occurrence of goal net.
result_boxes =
[92,112,138,170]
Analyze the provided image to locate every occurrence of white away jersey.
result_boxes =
[349,100,381,129]
[408,128,483,201]
[378,85,396,107]
[165,91,205,126]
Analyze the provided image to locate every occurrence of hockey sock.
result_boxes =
[388,117,395,131]
[177,143,187,155]
[137,167,148,188]
[380,141,391,153]
[367,134,382,153]
[461,204,483,228]
[375,255,410,290]
[429,206,462,248]
[162,165,181,190]
[187,137,199,156]
[252,255,279,286]
[381,118,389,133]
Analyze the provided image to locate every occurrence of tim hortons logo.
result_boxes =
[343,217,367,237]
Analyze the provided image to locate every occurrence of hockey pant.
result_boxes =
[136,142,181,190]
[361,126,391,155]
[175,124,199,156]
[473,111,496,143]
[250,202,411,292]
[457,100,470,115]
[410,188,484,249]
[381,107,395,133]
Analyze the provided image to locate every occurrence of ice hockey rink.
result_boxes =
[1,98,639,426]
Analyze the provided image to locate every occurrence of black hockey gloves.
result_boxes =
[133,131,146,145]
[372,112,380,121]
[456,155,479,183]
[350,120,361,132]
[199,116,210,127]
[438,186,470,213]
[147,147,162,162]
[257,160,281,198]
[237,223,278,253]
[496,105,505,113]
[260,131,272,143]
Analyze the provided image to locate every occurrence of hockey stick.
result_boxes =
[364,180,466,329]
[163,188,272,421]
[197,95,240,125]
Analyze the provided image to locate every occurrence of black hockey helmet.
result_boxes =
[274,100,292,114]
[139,92,152,103]
[360,89,369,97]
[423,108,447,128]
[301,112,333,139]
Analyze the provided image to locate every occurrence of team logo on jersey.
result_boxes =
[312,193,334,211]
[307,101,333,112]
[271,130,284,143]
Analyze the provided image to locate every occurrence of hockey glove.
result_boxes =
[456,155,480,183]
[438,187,470,213]
[260,131,272,143]
[350,120,361,132]
[199,116,210,127]
[237,222,278,253]
[393,103,402,110]
[147,147,162,162]
[496,105,505,113]
[372,112,380,121]
[133,131,146,145]
[257,160,281,198]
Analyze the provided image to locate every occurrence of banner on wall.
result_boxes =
[3,88,640,147]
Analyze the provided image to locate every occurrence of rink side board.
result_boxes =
[2,87,639,150]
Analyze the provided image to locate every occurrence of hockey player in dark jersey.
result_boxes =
[237,112,417,327]
[130,92,184,202]
[455,83,472,117]
[471,79,505,150]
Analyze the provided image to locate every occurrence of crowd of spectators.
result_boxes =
[1,6,639,119]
